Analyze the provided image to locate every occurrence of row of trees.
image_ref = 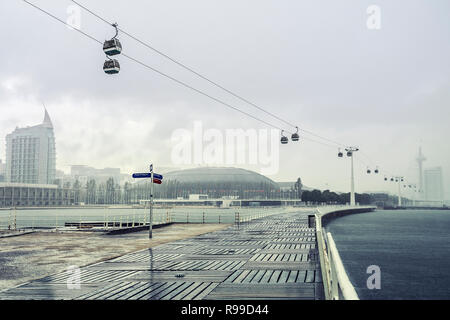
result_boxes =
[62,177,380,206]
[63,177,305,205]
[66,178,128,205]
[301,189,373,205]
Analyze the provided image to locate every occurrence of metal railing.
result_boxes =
[0,208,170,231]
[0,206,290,231]
[315,213,359,300]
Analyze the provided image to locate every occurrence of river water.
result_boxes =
[325,209,450,299]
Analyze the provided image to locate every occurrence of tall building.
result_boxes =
[424,167,444,202]
[5,109,56,185]
[0,159,6,182]
[70,165,122,184]
[416,147,426,197]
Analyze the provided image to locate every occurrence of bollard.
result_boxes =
[308,215,315,228]
[203,212,205,224]
[219,215,221,224]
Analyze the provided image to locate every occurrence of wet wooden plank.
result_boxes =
[242,261,319,270]
[205,283,315,300]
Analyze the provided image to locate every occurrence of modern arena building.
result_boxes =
[132,167,302,206]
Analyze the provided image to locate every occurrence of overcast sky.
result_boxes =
[1,0,449,198]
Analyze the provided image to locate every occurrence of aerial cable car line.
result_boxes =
[22,0,393,162]
[353,154,417,190]
[20,2,420,199]
[69,0,349,148]
[20,0,415,183]
[24,0,345,148]
[21,0,292,134]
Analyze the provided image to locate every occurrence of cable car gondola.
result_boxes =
[103,59,120,74]
[103,38,122,56]
[280,130,288,144]
[338,148,343,158]
[374,167,379,174]
[367,167,371,174]
[291,126,299,142]
[103,23,122,56]
[347,151,352,157]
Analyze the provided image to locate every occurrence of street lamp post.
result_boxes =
[149,164,154,239]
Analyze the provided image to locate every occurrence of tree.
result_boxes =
[73,179,81,204]
[294,178,303,199]
[106,177,115,204]
[86,179,97,204]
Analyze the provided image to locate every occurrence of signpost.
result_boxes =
[132,164,163,239]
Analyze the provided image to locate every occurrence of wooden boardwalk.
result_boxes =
[0,211,324,300]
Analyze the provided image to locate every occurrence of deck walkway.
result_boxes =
[0,210,323,300]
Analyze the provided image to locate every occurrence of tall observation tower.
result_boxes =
[416,147,426,197]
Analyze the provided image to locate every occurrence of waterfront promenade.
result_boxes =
[0,210,323,300]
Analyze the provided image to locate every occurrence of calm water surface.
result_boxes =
[326,209,450,299]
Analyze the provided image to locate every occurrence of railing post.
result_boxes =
[328,246,339,300]
[13,208,17,231]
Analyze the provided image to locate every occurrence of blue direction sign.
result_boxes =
[132,173,163,180]
[154,173,163,180]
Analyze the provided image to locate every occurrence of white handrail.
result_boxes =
[315,212,359,300]
[326,232,359,300]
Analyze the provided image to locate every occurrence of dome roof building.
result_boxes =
[133,167,280,200]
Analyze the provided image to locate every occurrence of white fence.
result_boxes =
[0,206,289,231]
[315,209,360,300]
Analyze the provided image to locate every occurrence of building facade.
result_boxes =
[0,159,6,182]
[424,167,444,202]
[0,183,74,207]
[5,110,56,185]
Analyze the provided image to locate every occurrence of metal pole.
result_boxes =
[397,178,402,207]
[149,164,154,239]
[350,153,355,206]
